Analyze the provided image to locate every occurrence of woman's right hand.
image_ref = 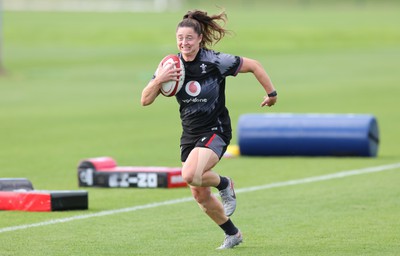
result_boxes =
[156,61,183,84]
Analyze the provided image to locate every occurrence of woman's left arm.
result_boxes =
[239,57,277,107]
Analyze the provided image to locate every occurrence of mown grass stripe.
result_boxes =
[1,162,399,234]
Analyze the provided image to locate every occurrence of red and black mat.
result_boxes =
[0,178,88,212]
[78,157,186,188]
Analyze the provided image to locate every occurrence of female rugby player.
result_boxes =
[141,9,277,249]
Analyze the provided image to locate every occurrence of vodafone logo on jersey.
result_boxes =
[185,81,201,97]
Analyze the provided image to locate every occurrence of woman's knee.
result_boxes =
[181,166,202,186]
[181,168,194,184]
[182,147,219,186]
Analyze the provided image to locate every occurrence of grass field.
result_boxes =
[1,1,400,255]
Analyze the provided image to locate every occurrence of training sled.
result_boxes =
[238,113,379,157]
[0,178,88,212]
[78,157,186,188]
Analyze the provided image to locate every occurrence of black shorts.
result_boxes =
[180,132,232,162]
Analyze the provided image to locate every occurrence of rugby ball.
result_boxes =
[157,54,185,97]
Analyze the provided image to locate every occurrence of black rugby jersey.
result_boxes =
[176,48,243,135]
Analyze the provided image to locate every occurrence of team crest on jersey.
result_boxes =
[185,81,201,97]
[200,63,207,74]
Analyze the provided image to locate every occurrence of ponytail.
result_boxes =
[177,9,228,49]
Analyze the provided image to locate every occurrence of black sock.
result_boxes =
[216,176,229,191]
[219,219,238,236]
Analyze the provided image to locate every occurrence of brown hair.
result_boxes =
[177,9,228,49]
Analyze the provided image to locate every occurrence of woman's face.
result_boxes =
[176,26,202,60]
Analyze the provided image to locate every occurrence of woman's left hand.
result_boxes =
[261,95,277,107]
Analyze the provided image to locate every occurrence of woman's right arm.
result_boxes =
[141,77,162,106]
[141,62,182,106]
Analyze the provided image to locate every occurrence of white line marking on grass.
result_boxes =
[235,162,400,194]
[0,197,194,234]
[1,162,399,234]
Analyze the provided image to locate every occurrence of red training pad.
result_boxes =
[0,191,51,212]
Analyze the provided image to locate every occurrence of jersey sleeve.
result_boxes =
[216,52,243,77]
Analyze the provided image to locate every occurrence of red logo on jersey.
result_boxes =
[185,81,201,97]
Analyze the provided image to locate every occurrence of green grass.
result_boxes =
[1,2,400,255]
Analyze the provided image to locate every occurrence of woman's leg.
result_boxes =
[190,186,228,225]
[182,147,226,223]
[181,147,220,187]
[182,147,242,249]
